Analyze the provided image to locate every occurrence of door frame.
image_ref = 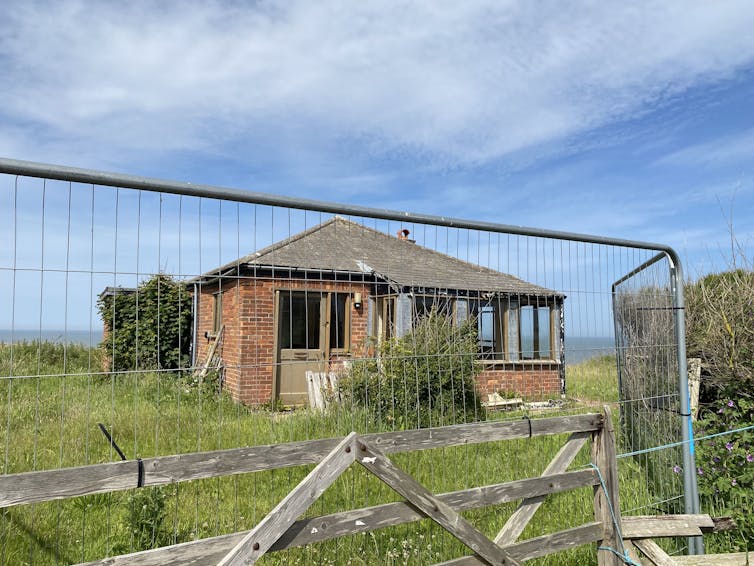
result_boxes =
[272,288,331,404]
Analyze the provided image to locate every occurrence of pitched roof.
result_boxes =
[198,217,559,296]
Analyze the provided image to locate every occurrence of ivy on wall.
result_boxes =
[98,274,193,372]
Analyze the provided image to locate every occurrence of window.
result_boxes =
[373,296,396,341]
[277,291,352,352]
[472,297,507,360]
[413,295,453,321]
[472,296,556,361]
[279,292,322,350]
[212,292,223,333]
[520,305,552,360]
[329,293,349,350]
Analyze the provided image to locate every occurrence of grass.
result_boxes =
[565,354,619,404]
[1,343,653,565]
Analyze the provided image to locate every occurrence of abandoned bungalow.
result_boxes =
[188,217,565,406]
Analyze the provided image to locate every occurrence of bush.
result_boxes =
[340,310,484,429]
[98,274,193,372]
[685,267,754,550]
[695,394,754,551]
[686,269,754,401]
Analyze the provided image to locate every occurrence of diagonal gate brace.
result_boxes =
[356,437,522,566]
[218,431,521,566]
[217,432,357,566]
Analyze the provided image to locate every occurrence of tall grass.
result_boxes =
[1,343,655,565]
[565,354,618,404]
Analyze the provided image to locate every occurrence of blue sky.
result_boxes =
[1,1,754,332]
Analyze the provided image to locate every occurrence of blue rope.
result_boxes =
[617,422,754,459]
[589,463,642,566]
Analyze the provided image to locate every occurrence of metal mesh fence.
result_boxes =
[613,255,685,513]
[0,160,697,564]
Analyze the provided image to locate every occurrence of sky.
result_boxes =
[1,1,754,332]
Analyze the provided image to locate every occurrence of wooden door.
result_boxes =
[277,291,326,405]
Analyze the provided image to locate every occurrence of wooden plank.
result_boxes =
[355,437,521,566]
[687,358,701,420]
[77,514,712,566]
[75,471,598,566]
[435,523,602,565]
[1,413,602,508]
[633,539,678,566]
[194,324,223,381]
[622,515,714,538]
[674,552,752,565]
[592,406,622,566]
[217,432,357,566]
[494,431,590,546]
[77,533,243,566]
[327,371,339,403]
[271,469,598,550]
[306,371,325,409]
[444,513,716,566]
[622,540,644,565]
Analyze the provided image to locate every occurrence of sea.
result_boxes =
[0,329,104,346]
[0,330,615,364]
[563,336,615,364]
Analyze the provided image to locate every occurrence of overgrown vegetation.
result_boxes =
[98,274,192,372]
[685,266,754,552]
[685,268,754,400]
[0,340,660,565]
[340,310,484,429]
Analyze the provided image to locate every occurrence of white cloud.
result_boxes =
[2,1,754,168]
[655,128,754,168]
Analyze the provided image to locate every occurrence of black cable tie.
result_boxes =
[678,411,692,417]
[97,423,127,461]
[522,415,533,438]
[98,423,145,488]
[137,458,145,488]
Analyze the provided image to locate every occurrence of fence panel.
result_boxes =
[0,158,698,564]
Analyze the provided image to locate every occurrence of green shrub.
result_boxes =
[98,274,193,372]
[340,310,484,429]
[685,268,754,550]
[695,393,754,551]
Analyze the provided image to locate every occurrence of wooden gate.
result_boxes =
[0,409,720,565]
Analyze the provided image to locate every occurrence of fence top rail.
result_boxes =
[0,414,602,509]
[0,156,675,255]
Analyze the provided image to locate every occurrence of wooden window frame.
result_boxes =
[212,291,223,334]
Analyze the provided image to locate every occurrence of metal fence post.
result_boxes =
[667,251,703,555]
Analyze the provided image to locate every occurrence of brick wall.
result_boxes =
[476,363,562,400]
[195,275,562,405]
[195,275,371,405]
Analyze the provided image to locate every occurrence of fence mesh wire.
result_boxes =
[0,169,693,564]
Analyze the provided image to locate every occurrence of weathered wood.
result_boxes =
[356,437,520,566]
[687,358,701,420]
[1,413,602,508]
[674,552,752,565]
[592,406,622,566]
[436,523,602,565]
[495,431,590,546]
[622,540,645,565]
[77,515,715,566]
[306,371,326,409]
[622,514,715,538]
[634,538,678,565]
[75,470,598,566]
[272,469,598,550]
[711,516,736,532]
[217,432,357,566]
[194,324,224,381]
